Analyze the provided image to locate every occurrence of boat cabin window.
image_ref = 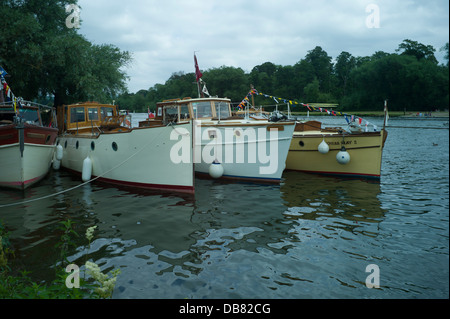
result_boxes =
[192,101,213,118]
[39,108,53,126]
[100,106,115,120]
[179,104,190,120]
[70,107,85,123]
[215,101,231,118]
[88,107,99,121]
[19,108,40,124]
[0,112,14,123]
[164,105,178,122]
[0,105,15,123]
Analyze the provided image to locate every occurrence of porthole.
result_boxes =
[91,141,95,151]
[299,141,305,147]
[112,142,118,151]
[76,141,79,149]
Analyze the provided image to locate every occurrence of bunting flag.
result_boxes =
[202,83,210,97]
[344,114,349,124]
[236,88,379,131]
[0,66,7,77]
[1,66,13,104]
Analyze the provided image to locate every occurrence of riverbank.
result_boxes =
[290,111,449,118]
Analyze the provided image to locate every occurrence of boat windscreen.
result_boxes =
[215,101,230,118]
[192,101,213,118]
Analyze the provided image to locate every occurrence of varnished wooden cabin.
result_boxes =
[57,102,132,136]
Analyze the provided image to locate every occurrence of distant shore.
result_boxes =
[289,111,449,118]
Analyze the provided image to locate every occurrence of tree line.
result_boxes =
[1,0,131,107]
[1,1,448,113]
[118,39,449,113]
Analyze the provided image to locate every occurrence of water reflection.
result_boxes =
[281,171,386,223]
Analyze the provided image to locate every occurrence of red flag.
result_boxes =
[194,54,203,82]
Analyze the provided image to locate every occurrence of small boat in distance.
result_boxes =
[56,101,194,194]
[0,100,58,190]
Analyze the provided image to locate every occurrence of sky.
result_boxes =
[76,0,449,94]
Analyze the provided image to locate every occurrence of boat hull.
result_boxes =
[286,129,387,178]
[194,121,295,182]
[0,124,58,190]
[58,122,194,194]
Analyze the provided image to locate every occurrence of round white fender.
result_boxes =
[82,156,92,182]
[209,161,224,179]
[336,146,350,164]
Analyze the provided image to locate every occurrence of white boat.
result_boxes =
[140,97,295,182]
[0,101,58,190]
[56,102,194,194]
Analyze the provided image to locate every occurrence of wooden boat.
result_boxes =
[56,102,194,194]
[235,88,389,179]
[286,117,388,179]
[0,101,58,190]
[140,97,295,182]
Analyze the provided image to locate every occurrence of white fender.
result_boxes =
[318,139,329,154]
[52,159,61,170]
[82,156,92,182]
[209,161,224,179]
[336,146,351,164]
[56,144,63,161]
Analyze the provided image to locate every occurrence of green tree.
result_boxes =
[334,51,356,99]
[345,53,447,111]
[249,62,277,93]
[303,78,320,102]
[292,59,315,100]
[304,46,333,94]
[441,42,449,67]
[202,66,249,101]
[396,39,438,64]
[0,0,131,106]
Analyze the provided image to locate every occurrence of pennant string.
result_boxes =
[1,66,19,114]
[236,88,377,130]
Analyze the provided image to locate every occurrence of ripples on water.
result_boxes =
[0,116,448,299]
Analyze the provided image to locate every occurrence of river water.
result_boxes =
[0,115,448,299]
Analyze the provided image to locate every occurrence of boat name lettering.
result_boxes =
[327,140,356,145]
